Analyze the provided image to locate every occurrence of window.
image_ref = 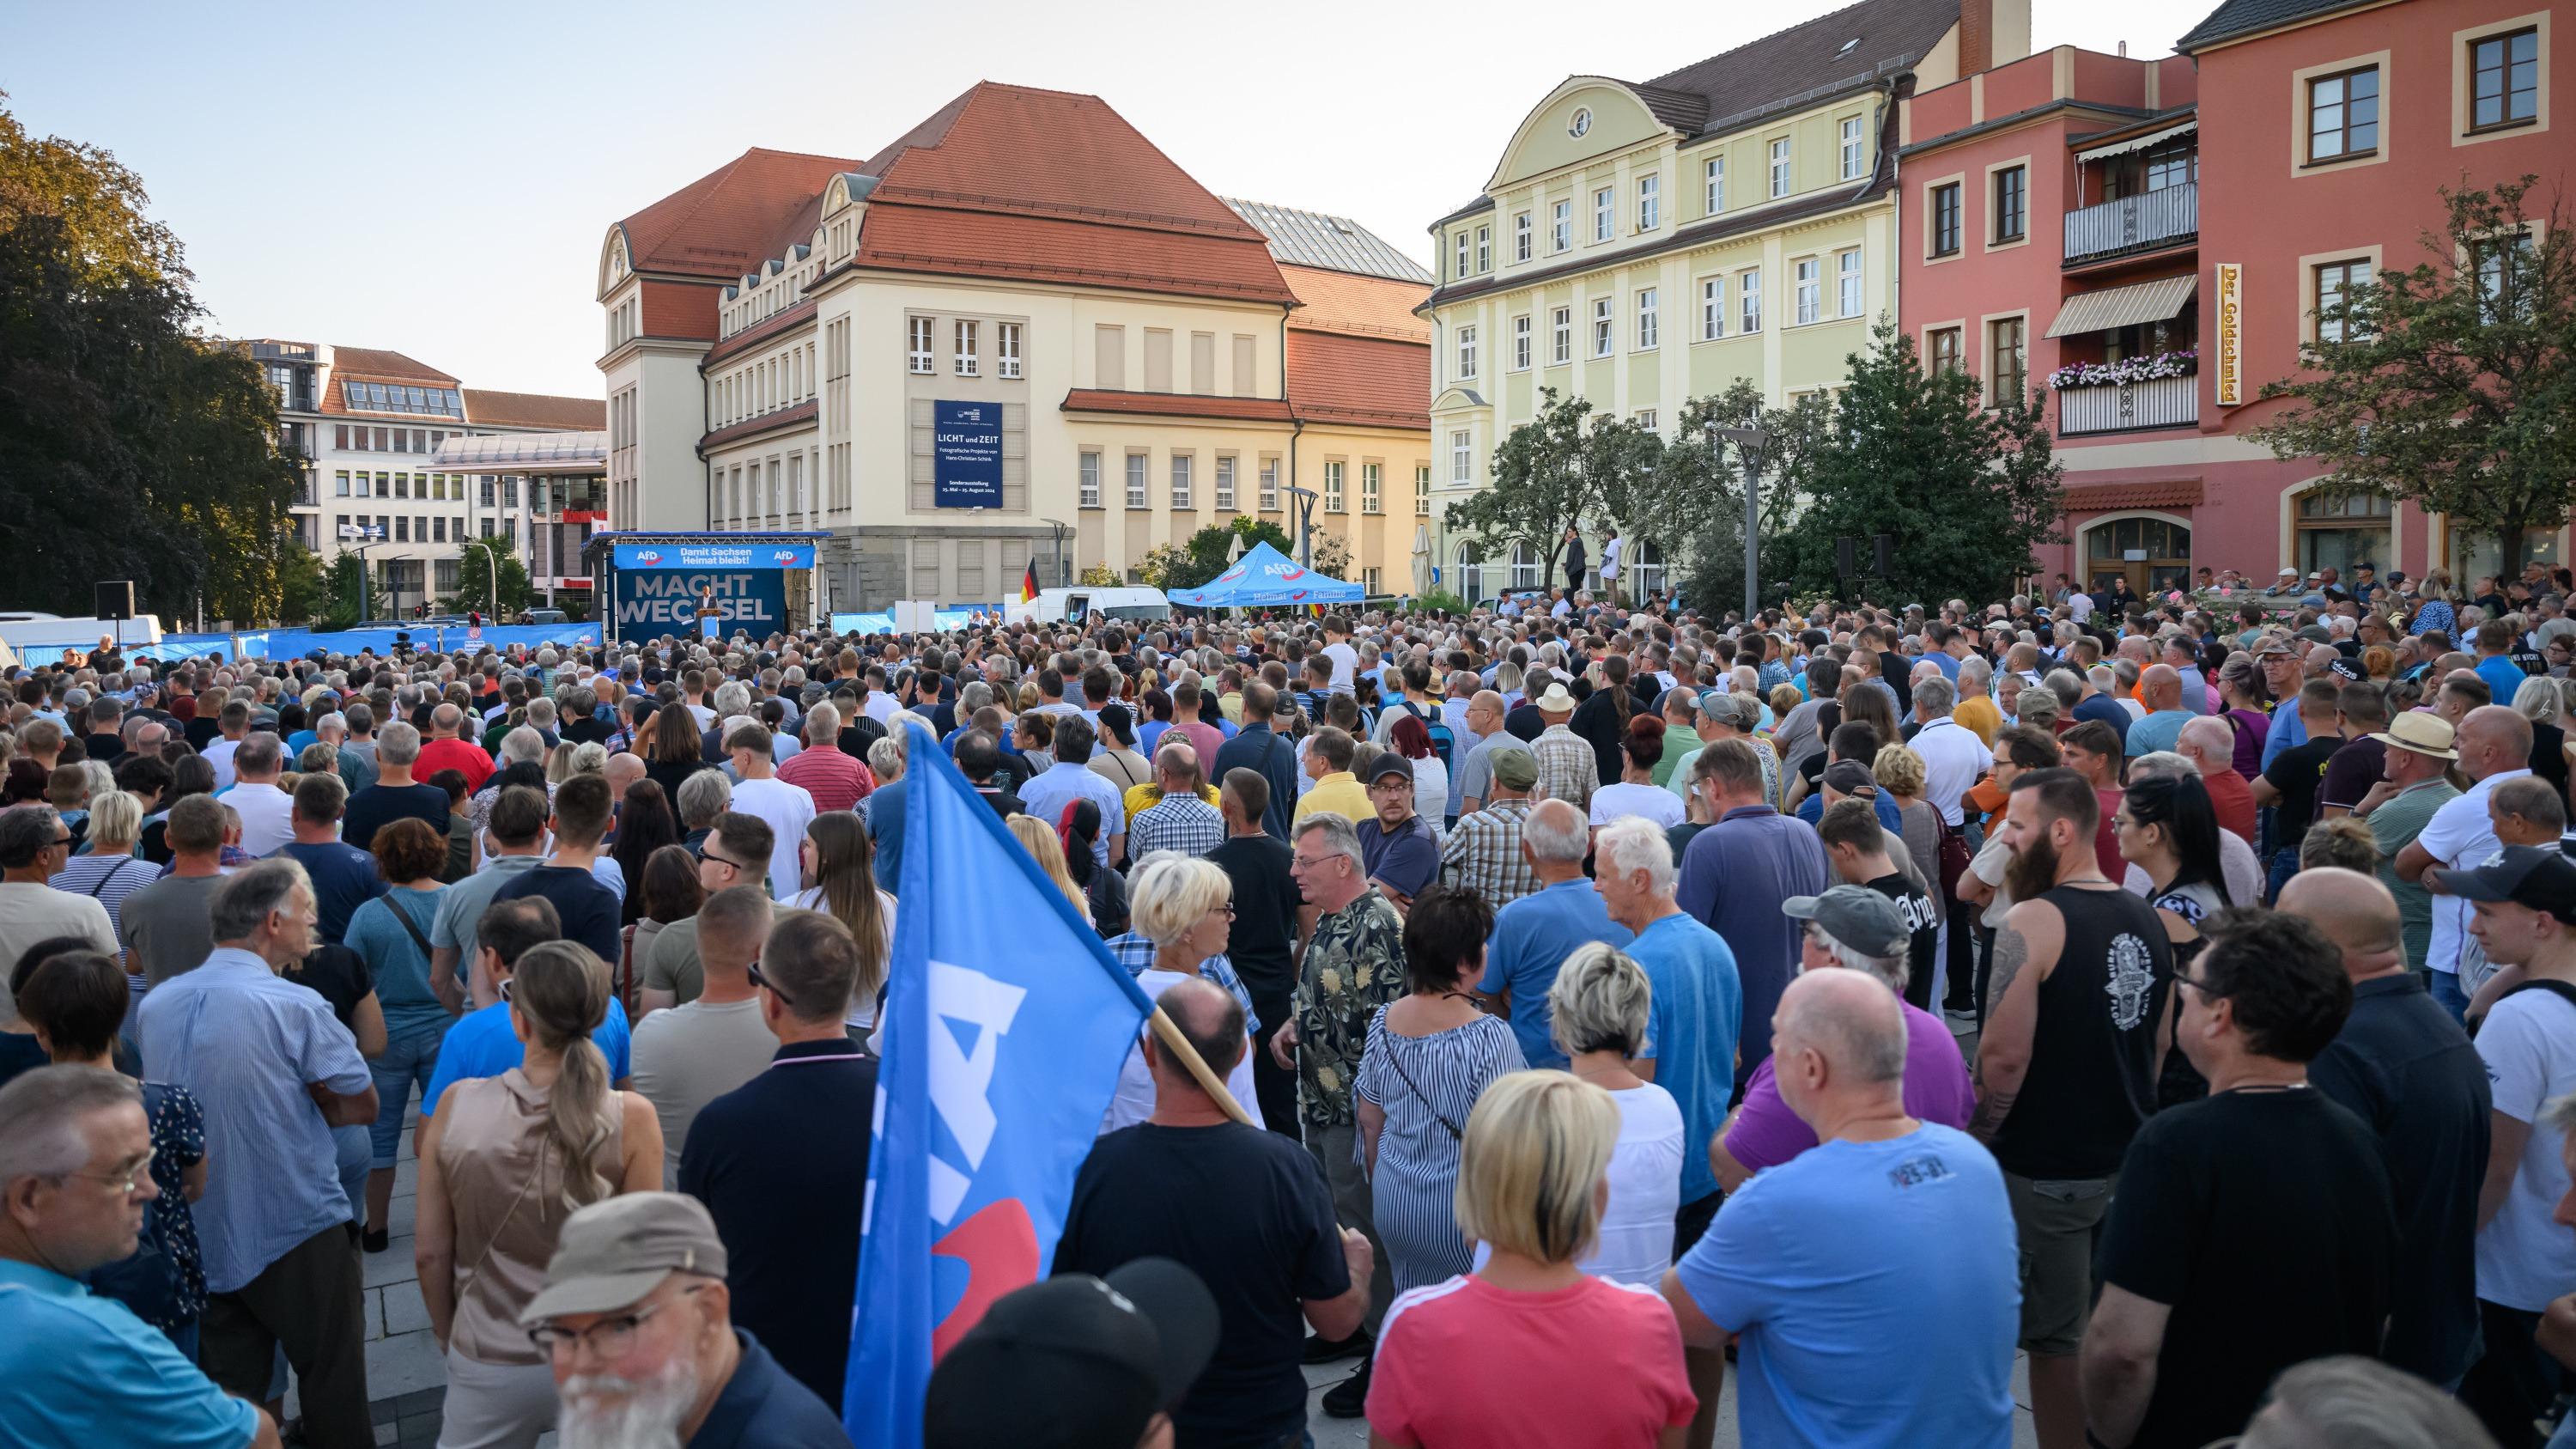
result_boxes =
[1993,166,2026,242]
[1930,183,1962,256]
[433,516,447,543]
[2307,65,2379,161]
[2295,491,2393,576]
[1989,317,2027,403]
[1363,567,1382,595]
[335,471,351,496]
[1455,230,1472,278]
[1634,409,1658,430]
[2475,232,2537,320]
[1475,224,1492,273]
[1362,462,1382,514]
[954,320,980,376]
[1512,213,1532,263]
[1513,314,1532,369]
[1770,137,1792,198]
[1636,288,1659,350]
[1324,460,1346,512]
[2144,141,2197,192]
[1701,277,1725,339]
[1838,249,1862,318]
[1260,457,1280,510]
[1929,326,1964,376]
[2315,259,2374,343]
[1552,199,1572,252]
[1456,325,1478,381]
[1079,452,1102,508]
[997,322,1022,379]
[394,515,409,542]
[1451,429,1473,485]
[1740,268,1763,332]
[1552,307,1572,364]
[1215,455,1236,510]
[1455,542,1485,600]
[1594,187,1614,242]
[1705,155,1724,213]
[1510,542,1540,589]
[1840,115,1866,180]
[1125,454,1148,508]
[1171,454,1194,509]
[908,317,933,374]
[1795,258,1821,324]
[1414,465,1430,516]
[2471,28,2543,131]
[1637,174,1660,230]
[1593,298,1615,356]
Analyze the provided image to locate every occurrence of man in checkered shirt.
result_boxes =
[1127,740,1226,861]
[1528,681,1600,812]
[1440,746,1541,908]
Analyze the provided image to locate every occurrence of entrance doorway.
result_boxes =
[2083,514,2192,597]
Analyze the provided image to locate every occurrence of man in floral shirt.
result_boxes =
[1279,810,1403,1369]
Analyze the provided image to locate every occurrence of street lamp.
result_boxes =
[337,523,384,620]
[1039,516,1071,588]
[467,536,505,621]
[1710,424,1771,624]
[1285,484,1321,569]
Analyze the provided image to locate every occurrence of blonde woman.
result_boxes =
[1100,855,1260,1132]
[1365,1070,1695,1448]
[1545,945,1682,1288]
[415,942,661,1448]
[2509,674,2573,801]
[1007,813,1090,925]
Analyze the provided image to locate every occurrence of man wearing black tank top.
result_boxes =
[1969,769,2173,1449]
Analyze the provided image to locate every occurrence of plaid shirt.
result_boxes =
[1127,793,1226,861]
[1439,796,1540,908]
[1532,723,1600,811]
[1104,931,1259,1032]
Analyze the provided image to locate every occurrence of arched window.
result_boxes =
[1510,542,1540,590]
[1454,542,1485,602]
[1628,539,1665,598]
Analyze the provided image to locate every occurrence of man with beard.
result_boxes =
[524,1193,848,1449]
[1968,768,2175,1449]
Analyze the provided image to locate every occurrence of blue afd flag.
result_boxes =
[845,720,1154,1446]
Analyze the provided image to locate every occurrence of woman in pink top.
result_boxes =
[1366,1071,1696,1449]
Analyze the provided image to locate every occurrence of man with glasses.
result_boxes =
[2083,907,2396,1449]
[629,886,775,1190]
[0,807,118,1019]
[0,1065,281,1449]
[642,813,776,1014]
[137,859,379,1447]
[524,1192,847,1448]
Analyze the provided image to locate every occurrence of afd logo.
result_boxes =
[1289,588,1310,601]
[770,550,801,565]
[1278,564,1309,581]
[924,959,1038,1357]
[633,551,663,565]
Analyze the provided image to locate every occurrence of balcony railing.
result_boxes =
[2064,181,2197,263]
[2057,373,2198,435]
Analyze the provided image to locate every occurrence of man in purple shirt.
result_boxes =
[1676,738,1831,1087]
[1713,885,1977,1189]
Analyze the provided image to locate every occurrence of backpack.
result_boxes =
[1392,698,1455,770]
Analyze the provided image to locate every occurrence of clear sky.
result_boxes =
[5,0,2216,400]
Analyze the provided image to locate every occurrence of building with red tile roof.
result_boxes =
[598,82,1434,613]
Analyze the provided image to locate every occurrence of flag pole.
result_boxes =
[1146,1006,1255,1126]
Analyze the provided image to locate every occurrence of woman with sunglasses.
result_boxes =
[1098,855,1261,1134]
[415,941,661,1449]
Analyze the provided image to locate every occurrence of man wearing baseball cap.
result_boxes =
[2349,712,2462,973]
[524,1192,848,1448]
[1358,754,1438,909]
[925,1258,1218,1449]
[2428,846,2576,1445]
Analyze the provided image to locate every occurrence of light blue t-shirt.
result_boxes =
[1675,1124,2019,1449]
[2261,701,2308,770]
[0,1260,258,1449]
[1476,878,1632,1070]
[2124,708,2193,759]
[1625,911,1741,1206]
[420,997,635,1117]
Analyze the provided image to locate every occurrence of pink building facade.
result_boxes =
[1899,0,2570,595]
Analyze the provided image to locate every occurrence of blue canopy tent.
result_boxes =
[1167,541,1363,609]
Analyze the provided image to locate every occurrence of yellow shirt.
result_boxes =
[1296,771,1372,825]
[1953,695,2004,747]
[1124,781,1220,828]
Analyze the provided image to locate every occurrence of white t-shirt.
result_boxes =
[1100,969,1263,1135]
[2415,770,2530,977]
[1583,1083,1683,1287]
[728,776,818,904]
[785,886,897,1030]
[227,781,297,858]
[684,703,717,730]
[2473,985,2576,1312]
[862,694,902,726]
[0,884,117,1021]
[1589,781,1685,831]
[1322,641,1359,695]
[629,996,776,1190]
[203,738,242,792]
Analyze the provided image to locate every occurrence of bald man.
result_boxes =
[2284,868,2492,1387]
[2124,664,2193,761]
[1662,967,2020,1447]
[2396,704,2537,1020]
[2175,715,2256,844]
[1452,689,1531,816]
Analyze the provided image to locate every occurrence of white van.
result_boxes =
[0,613,165,667]
[1001,587,1170,626]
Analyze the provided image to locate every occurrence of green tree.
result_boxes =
[1765,320,2063,606]
[2252,176,2576,571]
[0,97,301,621]
[444,540,534,618]
[319,552,379,630]
[1445,387,1593,587]
[274,543,330,625]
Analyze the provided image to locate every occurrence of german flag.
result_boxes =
[1020,558,1041,604]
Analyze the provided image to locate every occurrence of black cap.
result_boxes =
[2426,846,2576,924]
[924,1258,1217,1449]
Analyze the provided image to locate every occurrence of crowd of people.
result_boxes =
[0,555,2572,1449]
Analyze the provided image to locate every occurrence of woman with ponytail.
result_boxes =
[414,941,663,1448]
[1571,652,1645,787]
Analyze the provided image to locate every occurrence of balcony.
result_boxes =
[2057,373,2198,435]
[2064,182,2196,264]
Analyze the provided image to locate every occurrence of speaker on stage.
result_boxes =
[1835,536,1858,581]
[95,581,135,620]
[1873,534,1896,577]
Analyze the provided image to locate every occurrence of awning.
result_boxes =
[420,430,606,474]
[2044,275,2198,339]
[2074,119,2196,165]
